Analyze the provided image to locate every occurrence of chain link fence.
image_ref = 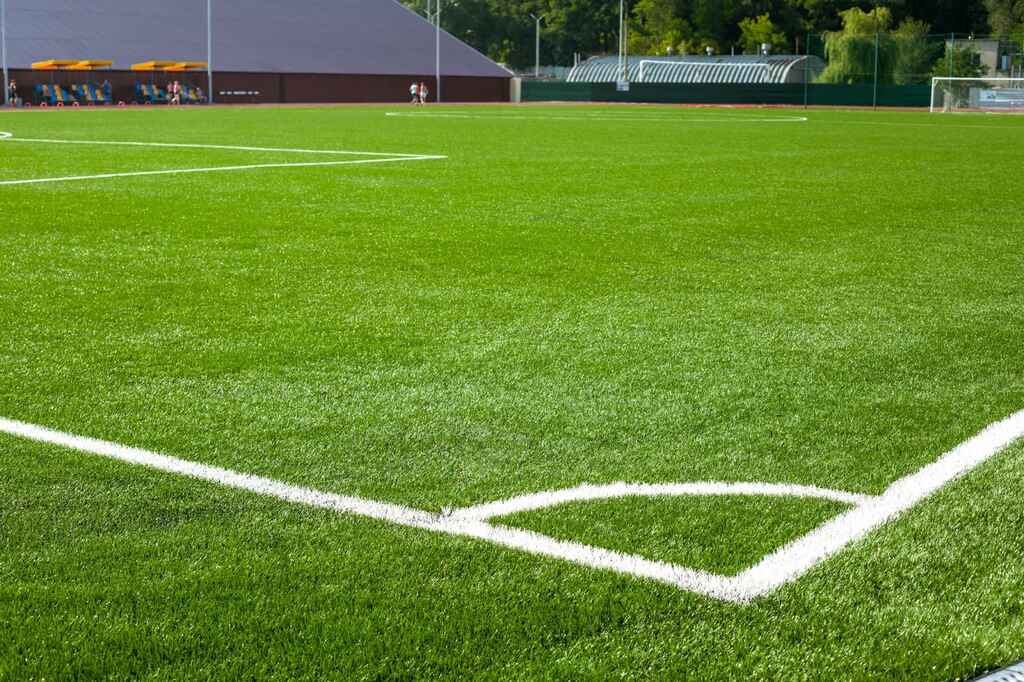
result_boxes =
[523,32,1024,108]
[804,32,1022,106]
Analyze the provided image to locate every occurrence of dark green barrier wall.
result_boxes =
[806,84,931,107]
[522,81,930,108]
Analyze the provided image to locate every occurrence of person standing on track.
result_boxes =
[418,82,429,105]
[410,81,420,105]
[7,80,18,107]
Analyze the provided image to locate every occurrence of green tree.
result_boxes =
[629,0,693,55]
[984,0,1024,36]
[396,0,1012,72]
[817,7,893,84]
[891,19,941,84]
[738,13,787,53]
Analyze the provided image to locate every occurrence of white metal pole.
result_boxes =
[206,0,213,104]
[618,0,624,82]
[2,0,9,107]
[618,3,626,80]
[435,0,441,103]
[530,14,541,78]
[872,31,879,108]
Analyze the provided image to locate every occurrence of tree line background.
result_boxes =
[401,0,1024,72]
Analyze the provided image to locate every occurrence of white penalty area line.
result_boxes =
[0,156,444,187]
[1,410,1022,603]
[0,132,445,186]
[384,112,808,123]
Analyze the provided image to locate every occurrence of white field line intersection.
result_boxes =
[0,133,446,186]
[3,411,1023,602]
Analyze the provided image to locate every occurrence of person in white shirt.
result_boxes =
[410,82,419,104]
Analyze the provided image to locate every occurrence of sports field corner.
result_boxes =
[2,103,1024,679]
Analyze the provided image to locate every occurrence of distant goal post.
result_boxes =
[930,77,1024,113]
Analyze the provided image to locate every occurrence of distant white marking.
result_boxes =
[385,112,808,123]
[0,132,445,186]
[453,481,869,521]
[1,409,1022,603]
[823,119,1024,131]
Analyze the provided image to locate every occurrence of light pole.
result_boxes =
[2,0,9,107]
[530,14,543,78]
[618,0,624,82]
[435,0,441,103]
[617,0,630,83]
[426,0,441,103]
[206,0,213,104]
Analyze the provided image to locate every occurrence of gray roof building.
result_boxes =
[3,0,510,78]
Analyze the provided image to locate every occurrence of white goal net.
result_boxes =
[930,77,1024,113]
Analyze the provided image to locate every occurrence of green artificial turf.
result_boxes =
[1,104,1023,679]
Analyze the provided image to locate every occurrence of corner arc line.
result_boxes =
[451,481,870,522]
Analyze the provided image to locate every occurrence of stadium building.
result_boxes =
[2,0,512,105]
[567,55,826,85]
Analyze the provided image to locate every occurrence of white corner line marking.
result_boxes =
[0,132,446,186]
[731,408,1024,599]
[1,410,1022,603]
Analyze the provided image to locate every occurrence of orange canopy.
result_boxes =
[31,60,79,70]
[66,60,114,71]
[164,61,208,72]
[132,61,207,72]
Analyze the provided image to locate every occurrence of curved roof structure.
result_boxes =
[2,0,510,78]
[567,55,824,85]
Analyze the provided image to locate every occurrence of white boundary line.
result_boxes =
[2,410,1022,602]
[0,157,444,187]
[384,112,808,123]
[0,132,446,186]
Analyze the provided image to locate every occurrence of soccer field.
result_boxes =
[1,104,1023,679]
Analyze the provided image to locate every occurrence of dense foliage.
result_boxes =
[402,0,1022,70]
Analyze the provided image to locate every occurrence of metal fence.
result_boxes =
[805,32,1023,106]
[523,33,1024,108]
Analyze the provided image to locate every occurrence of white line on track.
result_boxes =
[0,132,446,185]
[1,409,1022,603]
[384,112,808,123]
